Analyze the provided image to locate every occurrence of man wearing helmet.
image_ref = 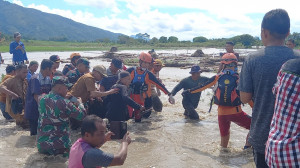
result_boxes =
[182,53,251,149]
[126,52,175,122]
[63,53,82,75]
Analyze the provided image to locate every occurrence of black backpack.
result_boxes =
[213,70,241,107]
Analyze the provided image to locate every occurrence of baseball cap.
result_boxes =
[118,71,130,80]
[93,65,107,77]
[49,55,61,63]
[189,65,201,74]
[154,59,164,66]
[52,76,72,88]
[70,53,81,60]
[111,58,122,69]
[77,58,90,68]
[226,41,234,45]
[6,64,15,73]
[14,32,21,38]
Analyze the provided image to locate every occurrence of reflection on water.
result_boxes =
[0,50,255,167]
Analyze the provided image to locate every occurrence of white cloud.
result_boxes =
[64,0,118,9]
[12,0,23,6]
[14,0,300,40]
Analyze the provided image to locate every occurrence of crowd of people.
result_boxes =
[0,8,299,168]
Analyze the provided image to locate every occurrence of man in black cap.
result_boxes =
[170,65,209,119]
[99,58,123,92]
[49,55,62,79]
[9,32,29,65]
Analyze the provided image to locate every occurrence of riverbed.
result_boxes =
[0,49,256,168]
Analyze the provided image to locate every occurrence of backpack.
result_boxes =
[213,70,241,106]
[130,68,148,94]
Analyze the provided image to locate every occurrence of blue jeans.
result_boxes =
[0,102,12,120]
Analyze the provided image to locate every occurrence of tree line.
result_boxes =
[111,34,262,48]
[1,32,300,49]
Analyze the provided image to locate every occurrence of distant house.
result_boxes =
[130,33,150,41]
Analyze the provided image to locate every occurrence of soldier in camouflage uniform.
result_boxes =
[37,76,86,156]
[66,58,90,87]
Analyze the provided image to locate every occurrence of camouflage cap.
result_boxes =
[52,76,72,87]
[29,60,39,67]
[77,58,90,68]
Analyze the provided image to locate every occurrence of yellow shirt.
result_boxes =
[70,73,96,103]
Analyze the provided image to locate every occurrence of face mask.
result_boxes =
[141,67,147,71]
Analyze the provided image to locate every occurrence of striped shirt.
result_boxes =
[265,61,300,167]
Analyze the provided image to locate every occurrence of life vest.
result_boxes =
[68,138,101,168]
[130,69,148,94]
[213,69,241,106]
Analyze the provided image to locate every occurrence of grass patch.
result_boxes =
[0,40,223,52]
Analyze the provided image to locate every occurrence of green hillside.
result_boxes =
[0,0,121,41]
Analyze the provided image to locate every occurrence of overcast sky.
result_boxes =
[7,0,300,41]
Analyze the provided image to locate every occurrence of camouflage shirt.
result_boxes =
[37,91,86,156]
[66,68,82,85]
[62,63,75,75]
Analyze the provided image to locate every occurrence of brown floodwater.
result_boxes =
[0,50,256,168]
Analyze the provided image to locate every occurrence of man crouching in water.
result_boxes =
[69,115,131,167]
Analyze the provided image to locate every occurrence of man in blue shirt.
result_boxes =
[9,32,29,65]
[25,59,53,135]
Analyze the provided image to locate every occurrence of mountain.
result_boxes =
[0,0,122,41]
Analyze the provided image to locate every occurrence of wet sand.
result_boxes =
[0,50,256,168]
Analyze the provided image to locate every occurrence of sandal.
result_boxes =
[243,145,251,150]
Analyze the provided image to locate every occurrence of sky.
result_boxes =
[6,0,300,41]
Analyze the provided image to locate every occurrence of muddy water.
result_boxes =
[0,50,255,168]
